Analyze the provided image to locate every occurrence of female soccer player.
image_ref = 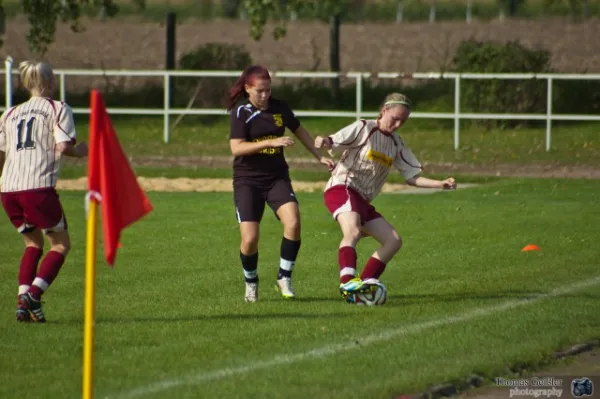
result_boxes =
[228,65,335,302]
[0,61,88,322]
[314,93,457,301]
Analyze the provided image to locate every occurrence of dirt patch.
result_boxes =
[113,156,600,179]
[56,176,477,193]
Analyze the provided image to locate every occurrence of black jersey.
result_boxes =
[229,97,300,180]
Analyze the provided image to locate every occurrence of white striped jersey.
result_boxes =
[325,119,423,202]
[0,96,76,193]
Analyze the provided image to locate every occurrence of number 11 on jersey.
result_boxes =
[16,117,36,151]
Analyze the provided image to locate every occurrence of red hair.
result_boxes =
[227,65,271,110]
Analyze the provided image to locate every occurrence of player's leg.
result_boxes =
[1,192,44,321]
[234,182,266,302]
[336,211,362,284]
[16,230,45,321]
[269,179,301,299]
[273,201,300,298]
[20,230,44,295]
[240,221,260,302]
[360,216,402,280]
[323,186,373,298]
[18,189,69,322]
[324,186,364,287]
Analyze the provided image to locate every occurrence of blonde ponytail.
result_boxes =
[19,61,55,95]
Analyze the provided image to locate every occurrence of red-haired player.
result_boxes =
[314,93,457,302]
[0,61,88,322]
[228,65,335,302]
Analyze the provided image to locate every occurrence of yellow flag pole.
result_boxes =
[83,199,98,399]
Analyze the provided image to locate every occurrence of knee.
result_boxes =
[284,217,301,236]
[241,234,259,254]
[344,227,362,243]
[387,232,403,254]
[51,241,71,255]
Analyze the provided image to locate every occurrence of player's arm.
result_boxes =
[56,140,88,158]
[292,125,335,170]
[315,120,364,154]
[406,175,456,190]
[54,103,88,158]
[394,144,455,189]
[230,137,294,156]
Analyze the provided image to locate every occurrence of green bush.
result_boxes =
[176,43,252,108]
[452,39,553,128]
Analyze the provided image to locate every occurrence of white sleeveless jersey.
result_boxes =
[325,119,423,202]
[0,97,76,192]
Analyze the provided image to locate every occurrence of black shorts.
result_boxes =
[233,177,298,223]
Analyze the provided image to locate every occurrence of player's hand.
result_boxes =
[442,177,456,190]
[75,142,89,157]
[319,156,336,171]
[270,137,295,147]
[315,136,330,149]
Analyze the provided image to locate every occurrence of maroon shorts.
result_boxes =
[1,188,67,234]
[324,185,382,225]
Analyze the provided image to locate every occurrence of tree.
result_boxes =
[0,0,120,56]
[243,0,353,41]
[243,0,355,101]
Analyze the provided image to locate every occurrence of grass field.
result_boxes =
[0,177,599,398]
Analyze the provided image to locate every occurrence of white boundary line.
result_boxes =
[108,275,600,399]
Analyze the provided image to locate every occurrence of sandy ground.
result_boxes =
[56,176,479,193]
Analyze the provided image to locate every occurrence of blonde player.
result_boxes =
[314,93,457,302]
[0,61,88,322]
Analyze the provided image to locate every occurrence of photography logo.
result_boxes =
[571,377,593,398]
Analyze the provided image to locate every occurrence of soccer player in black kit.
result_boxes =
[228,65,335,302]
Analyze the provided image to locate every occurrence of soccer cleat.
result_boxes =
[339,277,372,297]
[244,282,258,303]
[275,277,296,299]
[340,278,380,304]
[16,296,31,322]
[18,293,46,323]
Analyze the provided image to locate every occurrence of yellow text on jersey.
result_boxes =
[253,135,282,155]
[273,114,283,127]
[366,149,393,168]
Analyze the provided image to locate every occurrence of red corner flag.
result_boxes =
[87,90,153,265]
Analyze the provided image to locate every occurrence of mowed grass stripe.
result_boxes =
[0,179,598,399]
[110,275,600,399]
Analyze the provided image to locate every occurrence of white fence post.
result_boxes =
[164,72,170,144]
[356,74,363,120]
[59,72,66,102]
[0,68,596,153]
[5,56,13,109]
[454,75,461,150]
[546,77,553,152]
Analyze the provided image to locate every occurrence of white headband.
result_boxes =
[384,100,411,108]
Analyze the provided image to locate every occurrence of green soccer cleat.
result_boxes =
[340,278,380,304]
[339,277,373,297]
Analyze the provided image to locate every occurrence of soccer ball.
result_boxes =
[354,281,387,306]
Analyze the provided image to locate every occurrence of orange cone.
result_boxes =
[521,244,541,252]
